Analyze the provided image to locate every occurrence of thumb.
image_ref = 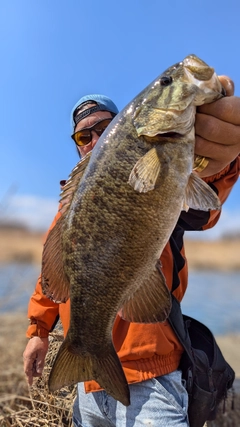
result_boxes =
[218,75,235,96]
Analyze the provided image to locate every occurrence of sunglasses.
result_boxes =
[71,118,113,146]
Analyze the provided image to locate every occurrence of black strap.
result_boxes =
[168,295,194,364]
[73,105,102,125]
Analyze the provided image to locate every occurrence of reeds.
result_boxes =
[0,320,76,427]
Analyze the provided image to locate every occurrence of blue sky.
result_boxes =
[0,0,240,237]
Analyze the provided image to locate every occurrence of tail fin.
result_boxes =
[48,337,130,406]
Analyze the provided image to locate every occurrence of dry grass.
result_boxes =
[0,316,76,426]
[0,228,44,264]
[185,239,240,271]
[0,313,240,426]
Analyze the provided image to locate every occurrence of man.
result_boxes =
[23,79,240,426]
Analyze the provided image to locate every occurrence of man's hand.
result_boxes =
[195,76,240,177]
[23,336,49,386]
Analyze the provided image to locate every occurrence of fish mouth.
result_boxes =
[159,132,182,138]
[144,132,183,144]
[155,131,185,140]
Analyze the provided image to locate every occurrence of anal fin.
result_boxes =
[121,261,171,323]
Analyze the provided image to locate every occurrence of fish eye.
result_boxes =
[160,76,173,86]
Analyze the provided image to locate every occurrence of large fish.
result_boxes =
[41,54,224,406]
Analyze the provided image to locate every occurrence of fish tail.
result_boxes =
[48,337,130,406]
[95,347,130,406]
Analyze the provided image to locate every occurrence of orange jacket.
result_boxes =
[27,158,240,392]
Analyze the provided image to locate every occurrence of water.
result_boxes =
[182,270,240,335]
[0,263,39,312]
[0,264,239,336]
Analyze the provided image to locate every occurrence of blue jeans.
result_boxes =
[72,370,189,426]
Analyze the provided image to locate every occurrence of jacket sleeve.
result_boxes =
[179,156,240,231]
[26,210,62,338]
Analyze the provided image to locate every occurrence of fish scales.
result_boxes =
[41,54,224,406]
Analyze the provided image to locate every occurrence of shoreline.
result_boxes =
[1,227,240,271]
[1,228,240,377]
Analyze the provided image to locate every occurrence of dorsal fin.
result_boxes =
[60,152,92,215]
[41,153,92,302]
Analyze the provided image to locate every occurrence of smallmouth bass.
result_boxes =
[41,54,223,406]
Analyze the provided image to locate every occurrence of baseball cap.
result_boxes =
[71,94,119,131]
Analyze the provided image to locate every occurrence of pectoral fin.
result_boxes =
[128,148,161,193]
[183,172,221,211]
[121,260,171,323]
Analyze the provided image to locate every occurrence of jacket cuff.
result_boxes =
[204,162,233,184]
[26,323,50,338]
